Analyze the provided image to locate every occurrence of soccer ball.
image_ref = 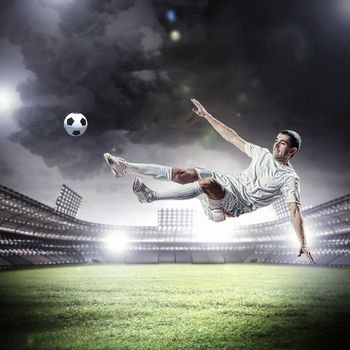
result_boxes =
[63,113,88,137]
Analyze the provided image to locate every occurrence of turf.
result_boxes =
[1,264,350,350]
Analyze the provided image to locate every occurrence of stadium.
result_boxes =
[0,185,350,268]
[2,1,350,348]
[1,184,349,268]
[1,184,350,349]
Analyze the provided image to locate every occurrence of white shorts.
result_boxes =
[195,167,252,222]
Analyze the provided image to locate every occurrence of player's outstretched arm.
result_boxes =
[289,202,316,264]
[191,98,247,153]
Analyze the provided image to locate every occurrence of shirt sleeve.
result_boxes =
[244,142,269,159]
[281,176,301,204]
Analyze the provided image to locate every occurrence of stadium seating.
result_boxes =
[1,184,350,268]
[207,252,225,263]
[159,251,176,263]
[175,251,192,263]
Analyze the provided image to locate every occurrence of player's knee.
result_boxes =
[172,168,199,184]
[199,177,225,199]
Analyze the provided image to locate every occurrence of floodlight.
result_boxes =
[193,220,233,243]
[105,232,128,252]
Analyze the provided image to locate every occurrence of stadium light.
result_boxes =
[193,220,234,243]
[105,231,128,252]
[232,205,277,226]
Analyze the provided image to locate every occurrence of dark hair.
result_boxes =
[279,130,302,151]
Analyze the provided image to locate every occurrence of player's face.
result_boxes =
[273,133,294,161]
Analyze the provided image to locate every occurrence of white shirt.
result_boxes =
[230,142,301,211]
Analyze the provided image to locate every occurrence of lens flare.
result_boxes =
[105,232,128,252]
[0,86,20,113]
[170,30,181,42]
[165,9,177,23]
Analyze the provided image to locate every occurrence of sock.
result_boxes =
[126,162,172,181]
[153,181,203,201]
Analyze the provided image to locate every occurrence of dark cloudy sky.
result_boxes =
[0,0,349,226]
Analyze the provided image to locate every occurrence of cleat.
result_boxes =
[103,153,127,178]
[132,177,155,203]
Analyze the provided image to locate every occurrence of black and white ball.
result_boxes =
[63,113,88,137]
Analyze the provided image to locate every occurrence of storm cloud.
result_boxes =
[0,0,349,199]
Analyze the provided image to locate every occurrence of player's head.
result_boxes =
[273,130,301,161]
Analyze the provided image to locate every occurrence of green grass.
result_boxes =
[1,264,350,350]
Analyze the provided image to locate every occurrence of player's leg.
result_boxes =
[132,177,203,203]
[199,195,226,222]
[198,177,225,200]
[133,176,224,203]
[104,153,172,180]
[197,178,226,221]
[198,178,244,222]
[104,153,201,183]
[172,168,199,184]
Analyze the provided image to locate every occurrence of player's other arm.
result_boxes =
[191,98,247,153]
[289,202,315,264]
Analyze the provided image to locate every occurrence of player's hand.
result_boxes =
[191,98,210,118]
[297,246,316,264]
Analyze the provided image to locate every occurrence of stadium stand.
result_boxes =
[207,252,225,263]
[192,251,209,263]
[175,251,192,263]
[159,251,176,263]
[1,184,350,268]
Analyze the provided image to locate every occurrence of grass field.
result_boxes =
[1,264,350,350]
